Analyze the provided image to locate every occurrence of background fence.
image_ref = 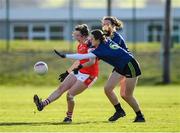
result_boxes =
[0,0,180,85]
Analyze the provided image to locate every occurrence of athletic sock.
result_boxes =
[42,99,51,107]
[66,111,73,119]
[114,103,124,112]
[136,110,143,117]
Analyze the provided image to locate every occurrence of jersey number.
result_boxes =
[109,42,120,50]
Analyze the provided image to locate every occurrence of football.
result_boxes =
[34,61,48,75]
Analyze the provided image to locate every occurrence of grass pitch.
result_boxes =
[0,41,180,85]
[0,85,180,132]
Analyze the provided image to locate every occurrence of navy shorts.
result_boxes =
[113,58,141,78]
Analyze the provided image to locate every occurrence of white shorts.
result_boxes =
[70,71,97,88]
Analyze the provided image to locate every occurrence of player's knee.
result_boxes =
[121,93,131,101]
[104,86,113,95]
[66,92,74,102]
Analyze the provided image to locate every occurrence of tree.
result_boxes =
[163,0,171,84]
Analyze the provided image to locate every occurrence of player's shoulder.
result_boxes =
[114,32,125,39]
[113,31,120,37]
[114,32,126,43]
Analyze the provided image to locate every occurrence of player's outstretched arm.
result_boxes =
[66,53,96,60]
[54,49,96,60]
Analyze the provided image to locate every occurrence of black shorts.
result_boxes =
[113,58,141,78]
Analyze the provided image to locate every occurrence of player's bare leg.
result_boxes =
[104,71,126,121]
[33,74,77,111]
[120,77,145,122]
[63,80,87,123]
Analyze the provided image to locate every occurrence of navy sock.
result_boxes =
[42,99,50,106]
[136,110,143,117]
[114,103,124,112]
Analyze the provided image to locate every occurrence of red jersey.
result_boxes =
[77,43,99,77]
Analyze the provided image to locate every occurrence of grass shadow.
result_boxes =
[0,120,109,126]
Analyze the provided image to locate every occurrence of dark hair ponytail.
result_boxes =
[103,16,123,30]
[91,29,105,43]
[75,24,89,36]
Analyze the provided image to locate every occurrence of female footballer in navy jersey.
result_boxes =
[101,16,133,122]
[54,29,145,122]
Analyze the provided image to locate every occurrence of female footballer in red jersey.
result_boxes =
[33,24,99,123]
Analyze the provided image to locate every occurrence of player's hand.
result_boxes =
[72,64,83,74]
[54,49,66,58]
[58,71,69,82]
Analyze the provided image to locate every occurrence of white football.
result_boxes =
[34,61,48,75]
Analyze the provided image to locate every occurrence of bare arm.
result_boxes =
[67,60,80,73]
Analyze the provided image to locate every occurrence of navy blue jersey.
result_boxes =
[111,32,129,52]
[92,39,133,71]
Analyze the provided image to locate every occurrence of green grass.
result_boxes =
[0,85,180,132]
[0,40,180,85]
